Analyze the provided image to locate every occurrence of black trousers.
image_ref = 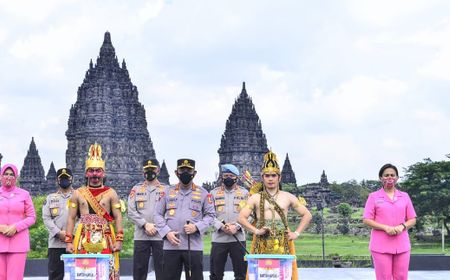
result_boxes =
[210,241,246,280]
[48,248,67,280]
[133,240,164,280]
[162,250,203,280]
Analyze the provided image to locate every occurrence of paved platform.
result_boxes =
[25,268,450,279]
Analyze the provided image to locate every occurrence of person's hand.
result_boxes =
[167,231,181,246]
[144,223,157,236]
[393,225,404,234]
[384,225,397,235]
[226,224,238,235]
[58,230,66,242]
[184,223,197,235]
[113,241,122,252]
[254,227,270,236]
[221,224,231,234]
[66,243,74,253]
[287,231,300,240]
[4,224,17,237]
[0,224,6,234]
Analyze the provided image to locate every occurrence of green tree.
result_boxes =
[281,183,300,196]
[29,195,49,258]
[402,158,450,235]
[336,202,352,235]
[337,203,352,218]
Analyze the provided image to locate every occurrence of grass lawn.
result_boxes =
[202,232,449,259]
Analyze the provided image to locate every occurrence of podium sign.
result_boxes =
[61,254,110,280]
[246,254,296,280]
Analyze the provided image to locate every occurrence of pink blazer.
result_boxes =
[0,186,36,253]
[363,188,416,254]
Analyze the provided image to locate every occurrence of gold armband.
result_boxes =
[69,201,78,208]
[113,200,127,213]
[244,204,254,210]
[295,196,307,208]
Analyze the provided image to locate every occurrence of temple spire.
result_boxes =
[159,160,170,185]
[281,153,297,185]
[43,162,57,193]
[20,137,46,195]
[218,82,268,180]
[97,31,118,67]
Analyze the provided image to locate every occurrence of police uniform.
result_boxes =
[128,159,165,280]
[154,159,216,280]
[209,165,249,280]
[42,168,73,280]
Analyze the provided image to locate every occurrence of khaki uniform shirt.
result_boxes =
[127,181,165,241]
[42,190,73,248]
[210,185,248,242]
[155,184,216,251]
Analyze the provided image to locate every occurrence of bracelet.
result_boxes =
[401,223,407,230]
[115,233,124,242]
[64,233,73,243]
[294,231,300,237]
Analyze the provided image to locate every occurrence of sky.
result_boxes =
[0,0,449,185]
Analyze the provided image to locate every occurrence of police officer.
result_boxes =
[42,168,74,280]
[128,159,165,280]
[154,159,216,280]
[209,164,249,280]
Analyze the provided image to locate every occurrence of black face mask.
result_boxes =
[223,177,236,188]
[178,172,194,185]
[145,170,157,181]
[59,178,72,189]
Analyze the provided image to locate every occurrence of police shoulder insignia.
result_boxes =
[129,189,136,199]
[207,193,213,204]
[159,191,165,201]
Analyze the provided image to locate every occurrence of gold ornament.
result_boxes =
[85,142,105,171]
[261,150,280,175]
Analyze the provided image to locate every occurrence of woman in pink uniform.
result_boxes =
[0,163,36,280]
[363,163,416,280]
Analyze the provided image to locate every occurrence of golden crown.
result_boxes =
[261,150,280,175]
[85,143,105,171]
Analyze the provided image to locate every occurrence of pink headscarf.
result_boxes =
[1,163,19,188]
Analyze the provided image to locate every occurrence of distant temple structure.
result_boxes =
[65,32,157,196]
[302,170,332,208]
[281,153,297,185]
[43,162,57,193]
[218,82,269,179]
[19,137,46,195]
[159,160,170,185]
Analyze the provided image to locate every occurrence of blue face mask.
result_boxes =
[59,178,72,189]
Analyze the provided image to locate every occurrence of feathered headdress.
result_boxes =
[85,143,105,171]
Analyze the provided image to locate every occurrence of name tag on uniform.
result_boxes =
[376,198,384,204]
[136,192,147,202]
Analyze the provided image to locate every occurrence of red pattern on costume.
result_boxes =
[88,186,111,197]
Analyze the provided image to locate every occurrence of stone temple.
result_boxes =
[281,153,297,185]
[218,82,269,179]
[65,32,157,196]
[20,137,46,195]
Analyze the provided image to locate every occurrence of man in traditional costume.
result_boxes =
[238,150,312,280]
[65,143,124,280]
